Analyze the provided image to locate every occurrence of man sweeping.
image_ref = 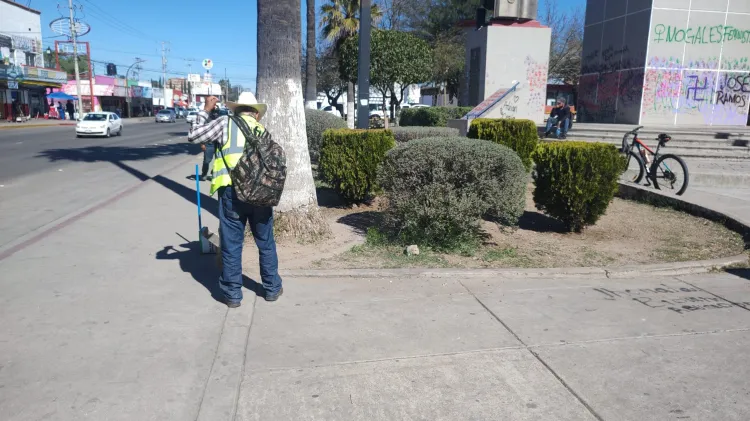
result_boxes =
[188,93,285,307]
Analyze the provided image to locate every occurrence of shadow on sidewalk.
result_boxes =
[35,143,219,218]
[155,239,266,303]
[726,268,750,282]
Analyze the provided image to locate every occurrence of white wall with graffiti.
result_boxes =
[579,0,750,127]
[462,22,551,124]
[642,1,750,126]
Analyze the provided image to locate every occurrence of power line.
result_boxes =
[78,0,157,43]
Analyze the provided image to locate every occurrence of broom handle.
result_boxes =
[195,164,202,231]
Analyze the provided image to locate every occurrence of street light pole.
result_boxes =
[68,0,83,119]
[125,58,145,118]
[356,0,372,129]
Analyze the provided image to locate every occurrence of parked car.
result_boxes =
[156,109,176,123]
[76,112,123,138]
[186,111,198,124]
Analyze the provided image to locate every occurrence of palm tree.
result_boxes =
[258,0,329,239]
[320,0,382,128]
[305,0,317,109]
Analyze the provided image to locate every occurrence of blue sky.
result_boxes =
[27,0,584,91]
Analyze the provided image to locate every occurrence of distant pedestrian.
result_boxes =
[66,100,75,121]
[188,94,283,307]
[58,102,65,120]
[544,97,571,140]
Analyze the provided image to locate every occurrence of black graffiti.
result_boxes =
[592,284,698,300]
[685,75,711,102]
[716,92,748,108]
[719,74,750,93]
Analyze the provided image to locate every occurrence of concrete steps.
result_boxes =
[564,123,750,188]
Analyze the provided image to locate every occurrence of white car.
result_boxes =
[155,109,176,123]
[186,111,198,124]
[76,112,123,138]
[322,106,342,118]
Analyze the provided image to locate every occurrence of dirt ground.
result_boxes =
[241,187,746,271]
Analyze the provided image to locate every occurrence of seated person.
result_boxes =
[544,98,571,139]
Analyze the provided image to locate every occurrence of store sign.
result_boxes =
[0,35,11,49]
[187,73,201,83]
[11,35,41,53]
[8,81,18,89]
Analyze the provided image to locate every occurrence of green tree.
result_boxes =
[431,34,464,104]
[44,51,91,78]
[320,0,382,127]
[339,30,432,114]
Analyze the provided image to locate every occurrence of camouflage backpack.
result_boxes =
[220,115,287,207]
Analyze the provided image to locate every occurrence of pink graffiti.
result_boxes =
[524,56,548,107]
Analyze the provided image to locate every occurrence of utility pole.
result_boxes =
[68,0,83,118]
[161,41,169,106]
[356,0,372,129]
[224,68,228,102]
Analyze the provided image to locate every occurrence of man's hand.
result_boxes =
[204,96,219,112]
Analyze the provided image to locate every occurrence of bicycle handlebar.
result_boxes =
[627,126,644,135]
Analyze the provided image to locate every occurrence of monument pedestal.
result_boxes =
[463,20,551,124]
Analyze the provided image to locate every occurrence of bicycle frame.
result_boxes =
[627,134,673,175]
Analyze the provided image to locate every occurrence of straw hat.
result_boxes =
[225,91,267,120]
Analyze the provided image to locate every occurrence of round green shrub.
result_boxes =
[391,126,459,143]
[377,137,527,250]
[320,129,396,202]
[399,107,473,127]
[468,118,539,172]
[532,141,626,232]
[305,109,347,163]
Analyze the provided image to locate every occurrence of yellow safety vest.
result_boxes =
[211,115,266,195]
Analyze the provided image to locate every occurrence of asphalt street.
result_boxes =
[0,120,202,252]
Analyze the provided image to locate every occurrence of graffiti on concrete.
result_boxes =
[524,55,548,108]
[653,24,750,45]
[592,284,750,315]
[641,59,750,125]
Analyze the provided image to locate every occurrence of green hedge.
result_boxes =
[305,109,347,163]
[532,142,626,233]
[378,137,527,250]
[319,129,396,202]
[391,126,459,143]
[399,106,473,127]
[468,118,539,171]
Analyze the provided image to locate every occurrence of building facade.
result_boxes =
[579,0,750,126]
[0,0,67,120]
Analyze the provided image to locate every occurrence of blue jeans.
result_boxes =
[218,186,282,302]
[545,117,569,137]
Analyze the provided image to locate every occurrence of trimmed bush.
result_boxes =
[399,106,473,127]
[305,109,347,163]
[391,126,459,143]
[468,118,539,171]
[319,129,396,202]
[378,137,527,250]
[532,142,626,233]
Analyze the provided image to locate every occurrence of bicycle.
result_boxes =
[620,126,690,196]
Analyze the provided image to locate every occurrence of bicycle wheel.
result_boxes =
[651,154,689,195]
[620,150,645,184]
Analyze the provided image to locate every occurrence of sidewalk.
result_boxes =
[0,116,154,129]
[0,157,748,420]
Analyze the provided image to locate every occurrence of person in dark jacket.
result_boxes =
[544,97,571,139]
[66,100,75,120]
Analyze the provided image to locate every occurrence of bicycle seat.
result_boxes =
[657,133,672,145]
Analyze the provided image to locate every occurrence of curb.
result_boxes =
[196,296,256,421]
[0,123,76,130]
[280,254,748,279]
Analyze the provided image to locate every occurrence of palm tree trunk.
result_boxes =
[346,81,355,129]
[305,0,317,109]
[257,0,329,239]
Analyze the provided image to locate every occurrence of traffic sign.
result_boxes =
[202,59,213,70]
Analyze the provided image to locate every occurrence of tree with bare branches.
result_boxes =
[538,2,584,84]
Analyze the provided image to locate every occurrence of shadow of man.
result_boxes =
[155,240,265,303]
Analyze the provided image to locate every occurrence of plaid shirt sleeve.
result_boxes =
[188,111,227,146]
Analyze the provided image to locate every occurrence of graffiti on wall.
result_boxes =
[641,65,750,125]
[524,56,548,108]
[653,24,750,45]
